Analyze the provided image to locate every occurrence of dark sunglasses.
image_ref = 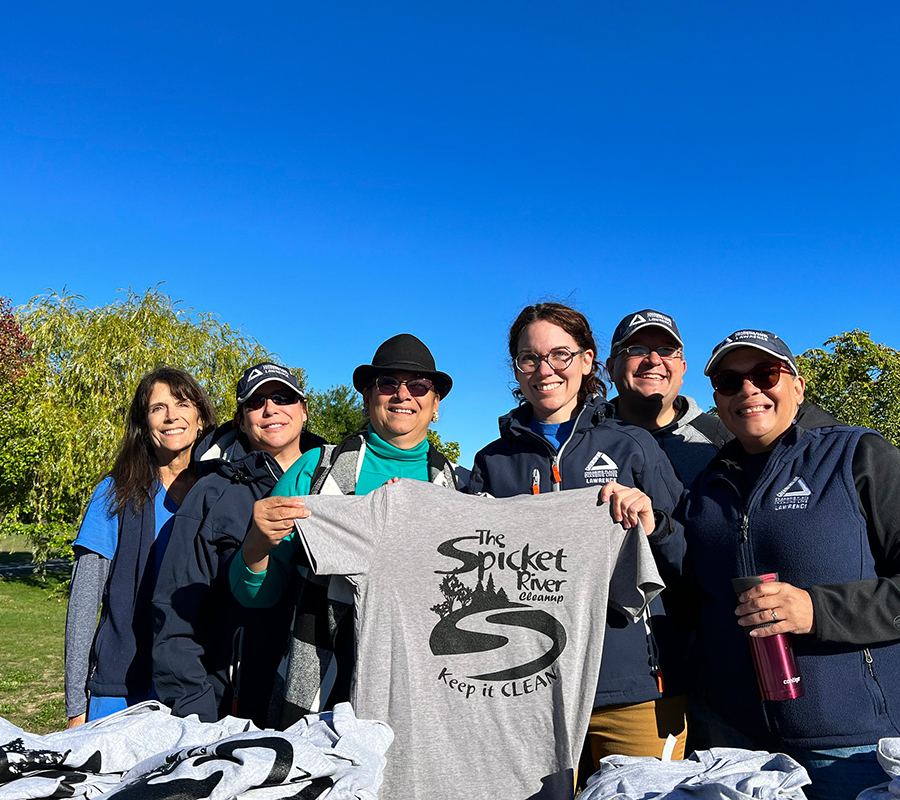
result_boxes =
[243,391,301,411]
[373,376,434,397]
[711,364,793,396]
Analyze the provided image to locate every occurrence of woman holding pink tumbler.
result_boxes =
[679,328,900,800]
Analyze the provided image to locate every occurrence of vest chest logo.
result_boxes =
[584,451,619,484]
[774,476,812,511]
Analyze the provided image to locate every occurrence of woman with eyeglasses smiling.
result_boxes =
[230,334,460,727]
[678,329,900,799]
[467,302,688,776]
[151,362,326,727]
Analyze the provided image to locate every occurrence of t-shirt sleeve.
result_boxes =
[294,487,389,577]
[72,478,118,560]
[607,519,665,622]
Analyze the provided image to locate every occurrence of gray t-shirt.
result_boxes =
[294,480,664,800]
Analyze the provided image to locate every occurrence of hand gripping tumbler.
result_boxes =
[731,573,804,701]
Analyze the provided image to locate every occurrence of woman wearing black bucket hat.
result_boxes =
[229,333,459,727]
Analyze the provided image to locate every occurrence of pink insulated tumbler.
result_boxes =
[731,573,805,701]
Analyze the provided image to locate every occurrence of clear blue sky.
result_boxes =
[2,2,898,464]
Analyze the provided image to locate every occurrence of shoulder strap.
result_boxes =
[427,444,459,490]
[309,435,366,495]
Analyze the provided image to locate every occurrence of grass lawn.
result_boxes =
[0,572,69,734]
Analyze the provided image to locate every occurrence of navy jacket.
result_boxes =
[468,394,686,708]
[679,425,900,749]
[152,423,326,725]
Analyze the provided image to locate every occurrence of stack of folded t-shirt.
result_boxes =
[0,700,392,799]
[581,748,811,800]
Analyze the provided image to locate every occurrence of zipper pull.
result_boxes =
[741,515,749,543]
[552,464,561,484]
[531,468,540,495]
[654,668,665,694]
[864,648,875,678]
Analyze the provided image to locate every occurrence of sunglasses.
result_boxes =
[373,376,434,397]
[243,391,301,411]
[711,364,793,396]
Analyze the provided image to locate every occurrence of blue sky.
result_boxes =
[2,2,898,464]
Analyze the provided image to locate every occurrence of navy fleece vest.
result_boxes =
[87,498,157,697]
[683,426,900,749]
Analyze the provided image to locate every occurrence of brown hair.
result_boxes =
[107,367,217,514]
[507,302,607,404]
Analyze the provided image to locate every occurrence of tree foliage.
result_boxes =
[306,384,365,444]
[797,329,900,446]
[3,287,282,556]
[0,301,40,522]
[1,287,462,564]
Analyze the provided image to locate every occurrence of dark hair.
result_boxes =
[507,302,607,404]
[108,367,217,514]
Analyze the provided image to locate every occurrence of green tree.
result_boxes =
[797,329,900,446]
[5,287,286,558]
[0,298,43,525]
[306,384,365,444]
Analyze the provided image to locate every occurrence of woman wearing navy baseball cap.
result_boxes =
[680,328,900,799]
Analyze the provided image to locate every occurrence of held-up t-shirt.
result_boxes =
[293,480,664,800]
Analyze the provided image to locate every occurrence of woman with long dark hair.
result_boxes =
[64,366,216,727]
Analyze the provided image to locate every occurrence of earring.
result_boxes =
[431,410,440,423]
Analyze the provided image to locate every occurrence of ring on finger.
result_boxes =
[771,609,778,620]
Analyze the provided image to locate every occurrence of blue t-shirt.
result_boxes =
[74,477,180,575]
[528,417,577,452]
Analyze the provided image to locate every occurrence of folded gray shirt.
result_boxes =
[581,747,811,800]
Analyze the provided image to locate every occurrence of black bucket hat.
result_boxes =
[352,333,453,397]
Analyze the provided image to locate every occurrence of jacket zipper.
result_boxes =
[735,438,791,577]
[550,403,589,493]
[523,403,590,494]
[863,647,888,715]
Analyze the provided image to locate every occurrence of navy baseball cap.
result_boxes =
[704,330,799,377]
[610,309,684,356]
[236,362,306,405]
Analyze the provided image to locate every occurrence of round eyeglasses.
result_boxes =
[514,348,584,374]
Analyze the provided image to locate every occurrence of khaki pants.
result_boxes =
[586,694,688,768]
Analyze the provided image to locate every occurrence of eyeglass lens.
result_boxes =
[712,366,784,396]
[516,348,577,373]
[374,376,434,397]
[619,345,681,359]
[244,392,299,411]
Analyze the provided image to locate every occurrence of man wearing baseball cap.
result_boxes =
[606,309,731,485]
